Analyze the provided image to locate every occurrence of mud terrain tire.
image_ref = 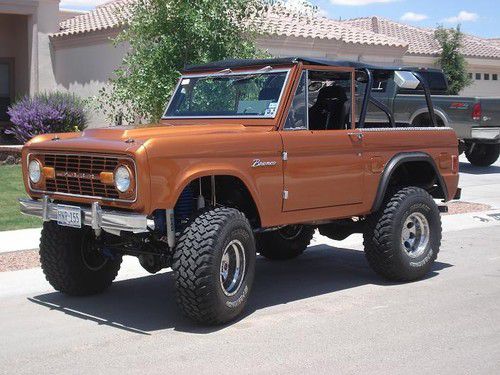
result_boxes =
[363,187,441,281]
[172,207,256,325]
[40,222,122,296]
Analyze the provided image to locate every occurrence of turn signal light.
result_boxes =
[99,172,115,185]
[41,167,55,180]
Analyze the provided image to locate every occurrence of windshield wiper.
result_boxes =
[232,66,274,83]
[202,68,233,80]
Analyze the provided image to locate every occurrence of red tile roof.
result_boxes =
[53,3,500,60]
[56,0,133,37]
[342,17,500,59]
[53,1,407,49]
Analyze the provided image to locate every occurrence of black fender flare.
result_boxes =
[371,152,449,212]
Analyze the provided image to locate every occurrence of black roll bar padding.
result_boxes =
[369,97,395,127]
[357,68,373,129]
[412,71,438,127]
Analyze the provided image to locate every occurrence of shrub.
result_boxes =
[6,92,88,143]
[435,25,472,95]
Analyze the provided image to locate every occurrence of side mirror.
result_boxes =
[394,71,420,90]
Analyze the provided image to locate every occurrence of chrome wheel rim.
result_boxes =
[401,212,430,258]
[220,239,246,297]
[278,225,303,240]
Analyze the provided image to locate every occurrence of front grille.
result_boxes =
[44,154,120,199]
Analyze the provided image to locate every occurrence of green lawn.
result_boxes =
[0,165,41,231]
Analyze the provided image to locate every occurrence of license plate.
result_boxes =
[57,205,82,228]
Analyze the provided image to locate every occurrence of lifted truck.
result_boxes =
[368,67,500,166]
[20,57,460,325]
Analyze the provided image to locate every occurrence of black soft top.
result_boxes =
[183,57,404,73]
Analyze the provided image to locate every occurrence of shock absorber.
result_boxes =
[175,185,194,227]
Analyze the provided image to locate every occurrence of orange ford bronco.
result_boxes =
[20,58,460,324]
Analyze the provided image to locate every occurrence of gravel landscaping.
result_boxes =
[0,249,40,272]
[445,201,491,215]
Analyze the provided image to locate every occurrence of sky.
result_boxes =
[60,0,499,38]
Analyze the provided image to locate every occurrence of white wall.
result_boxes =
[256,35,405,65]
[36,0,62,92]
[54,37,129,127]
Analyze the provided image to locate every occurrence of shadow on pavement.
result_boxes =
[29,245,452,335]
[459,162,500,175]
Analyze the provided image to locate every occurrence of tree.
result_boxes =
[99,0,315,124]
[434,25,472,95]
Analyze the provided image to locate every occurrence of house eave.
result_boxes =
[50,27,123,49]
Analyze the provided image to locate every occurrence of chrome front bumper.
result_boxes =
[19,196,153,235]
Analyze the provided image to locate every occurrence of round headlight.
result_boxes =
[28,160,42,184]
[114,165,131,193]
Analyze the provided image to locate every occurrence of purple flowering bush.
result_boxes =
[6,92,88,143]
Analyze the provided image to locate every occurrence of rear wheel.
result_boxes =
[363,187,441,281]
[172,207,256,325]
[465,143,500,167]
[40,222,122,296]
[258,225,314,260]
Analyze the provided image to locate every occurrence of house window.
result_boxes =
[475,73,481,80]
[493,74,498,81]
[484,73,490,80]
[468,73,473,79]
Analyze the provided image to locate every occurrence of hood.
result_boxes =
[25,123,273,154]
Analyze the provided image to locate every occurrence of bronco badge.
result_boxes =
[251,159,277,168]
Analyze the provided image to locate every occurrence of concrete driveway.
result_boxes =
[0,157,499,374]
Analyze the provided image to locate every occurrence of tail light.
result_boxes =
[472,103,482,121]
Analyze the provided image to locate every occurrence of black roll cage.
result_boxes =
[357,68,437,129]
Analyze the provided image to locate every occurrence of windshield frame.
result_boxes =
[162,68,292,120]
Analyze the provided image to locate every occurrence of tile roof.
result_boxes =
[342,17,500,59]
[487,38,500,48]
[53,1,407,49]
[56,0,133,37]
[54,3,500,60]
[251,6,407,48]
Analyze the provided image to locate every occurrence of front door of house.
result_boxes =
[0,59,13,123]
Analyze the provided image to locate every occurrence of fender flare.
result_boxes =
[171,169,264,220]
[409,107,449,127]
[371,152,449,212]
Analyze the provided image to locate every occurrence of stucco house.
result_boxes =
[1,0,499,131]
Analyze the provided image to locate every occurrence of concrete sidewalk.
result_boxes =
[0,228,41,254]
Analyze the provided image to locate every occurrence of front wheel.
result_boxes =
[465,143,500,167]
[40,222,122,296]
[172,207,256,325]
[363,187,441,281]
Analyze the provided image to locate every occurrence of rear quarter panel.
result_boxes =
[360,127,459,209]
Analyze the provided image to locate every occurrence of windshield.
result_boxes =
[163,70,289,118]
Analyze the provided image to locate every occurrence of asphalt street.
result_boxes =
[0,157,499,374]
